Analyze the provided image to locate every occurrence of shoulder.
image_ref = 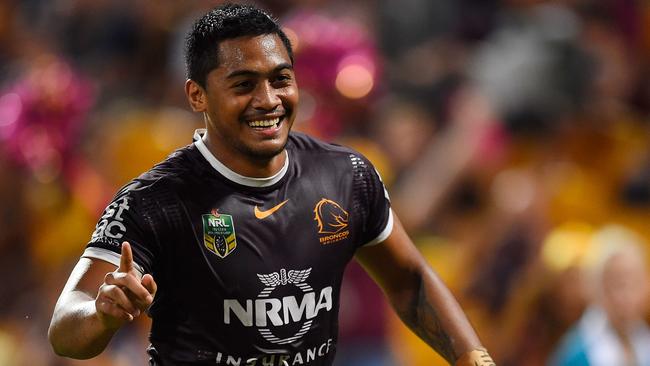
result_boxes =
[119,143,199,197]
[287,131,371,166]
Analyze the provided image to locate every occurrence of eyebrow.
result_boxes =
[226,63,293,79]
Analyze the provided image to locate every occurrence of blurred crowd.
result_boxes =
[2,0,650,365]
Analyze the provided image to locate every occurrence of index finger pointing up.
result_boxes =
[118,241,135,273]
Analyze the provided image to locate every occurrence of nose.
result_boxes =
[251,81,281,111]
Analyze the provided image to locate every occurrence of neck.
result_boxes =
[203,131,286,178]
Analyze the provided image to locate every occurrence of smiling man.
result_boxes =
[48,4,494,366]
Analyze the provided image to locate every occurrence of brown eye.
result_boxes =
[272,74,292,87]
[234,81,253,89]
[277,74,291,81]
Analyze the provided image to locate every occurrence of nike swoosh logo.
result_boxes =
[254,199,289,219]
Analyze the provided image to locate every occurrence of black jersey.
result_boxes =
[84,130,393,366]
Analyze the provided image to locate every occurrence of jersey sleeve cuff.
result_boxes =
[82,247,145,277]
[362,209,394,247]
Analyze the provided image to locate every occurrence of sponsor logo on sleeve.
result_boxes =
[91,196,131,243]
[202,209,237,258]
[313,198,349,245]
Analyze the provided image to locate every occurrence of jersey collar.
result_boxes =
[193,129,289,188]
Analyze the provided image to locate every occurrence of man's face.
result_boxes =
[202,33,298,161]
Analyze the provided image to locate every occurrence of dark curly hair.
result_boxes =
[185,3,294,88]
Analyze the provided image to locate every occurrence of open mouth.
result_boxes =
[247,116,283,129]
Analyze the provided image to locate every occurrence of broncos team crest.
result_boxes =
[313,198,350,245]
[202,209,237,258]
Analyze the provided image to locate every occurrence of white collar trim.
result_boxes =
[193,129,289,187]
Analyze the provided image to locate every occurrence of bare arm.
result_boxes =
[48,243,156,359]
[355,213,493,365]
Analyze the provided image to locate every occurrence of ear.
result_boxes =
[185,79,207,112]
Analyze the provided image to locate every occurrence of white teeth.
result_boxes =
[248,117,280,128]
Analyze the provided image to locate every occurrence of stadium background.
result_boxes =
[1,0,650,365]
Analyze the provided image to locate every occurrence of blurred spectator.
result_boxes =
[493,222,593,366]
[282,8,381,140]
[0,55,93,180]
[470,2,590,136]
[549,225,650,366]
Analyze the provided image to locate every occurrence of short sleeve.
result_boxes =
[350,154,393,247]
[83,182,155,275]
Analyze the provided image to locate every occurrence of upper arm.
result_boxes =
[59,258,118,300]
[50,257,120,331]
[355,212,430,302]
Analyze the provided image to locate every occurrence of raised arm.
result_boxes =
[48,242,156,359]
[355,213,494,366]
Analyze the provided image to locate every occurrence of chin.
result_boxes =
[244,141,287,160]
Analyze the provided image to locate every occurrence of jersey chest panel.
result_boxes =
[156,166,359,358]
[181,179,357,293]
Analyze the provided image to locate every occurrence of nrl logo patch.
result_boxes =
[202,209,237,258]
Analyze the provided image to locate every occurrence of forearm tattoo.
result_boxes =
[397,280,456,364]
